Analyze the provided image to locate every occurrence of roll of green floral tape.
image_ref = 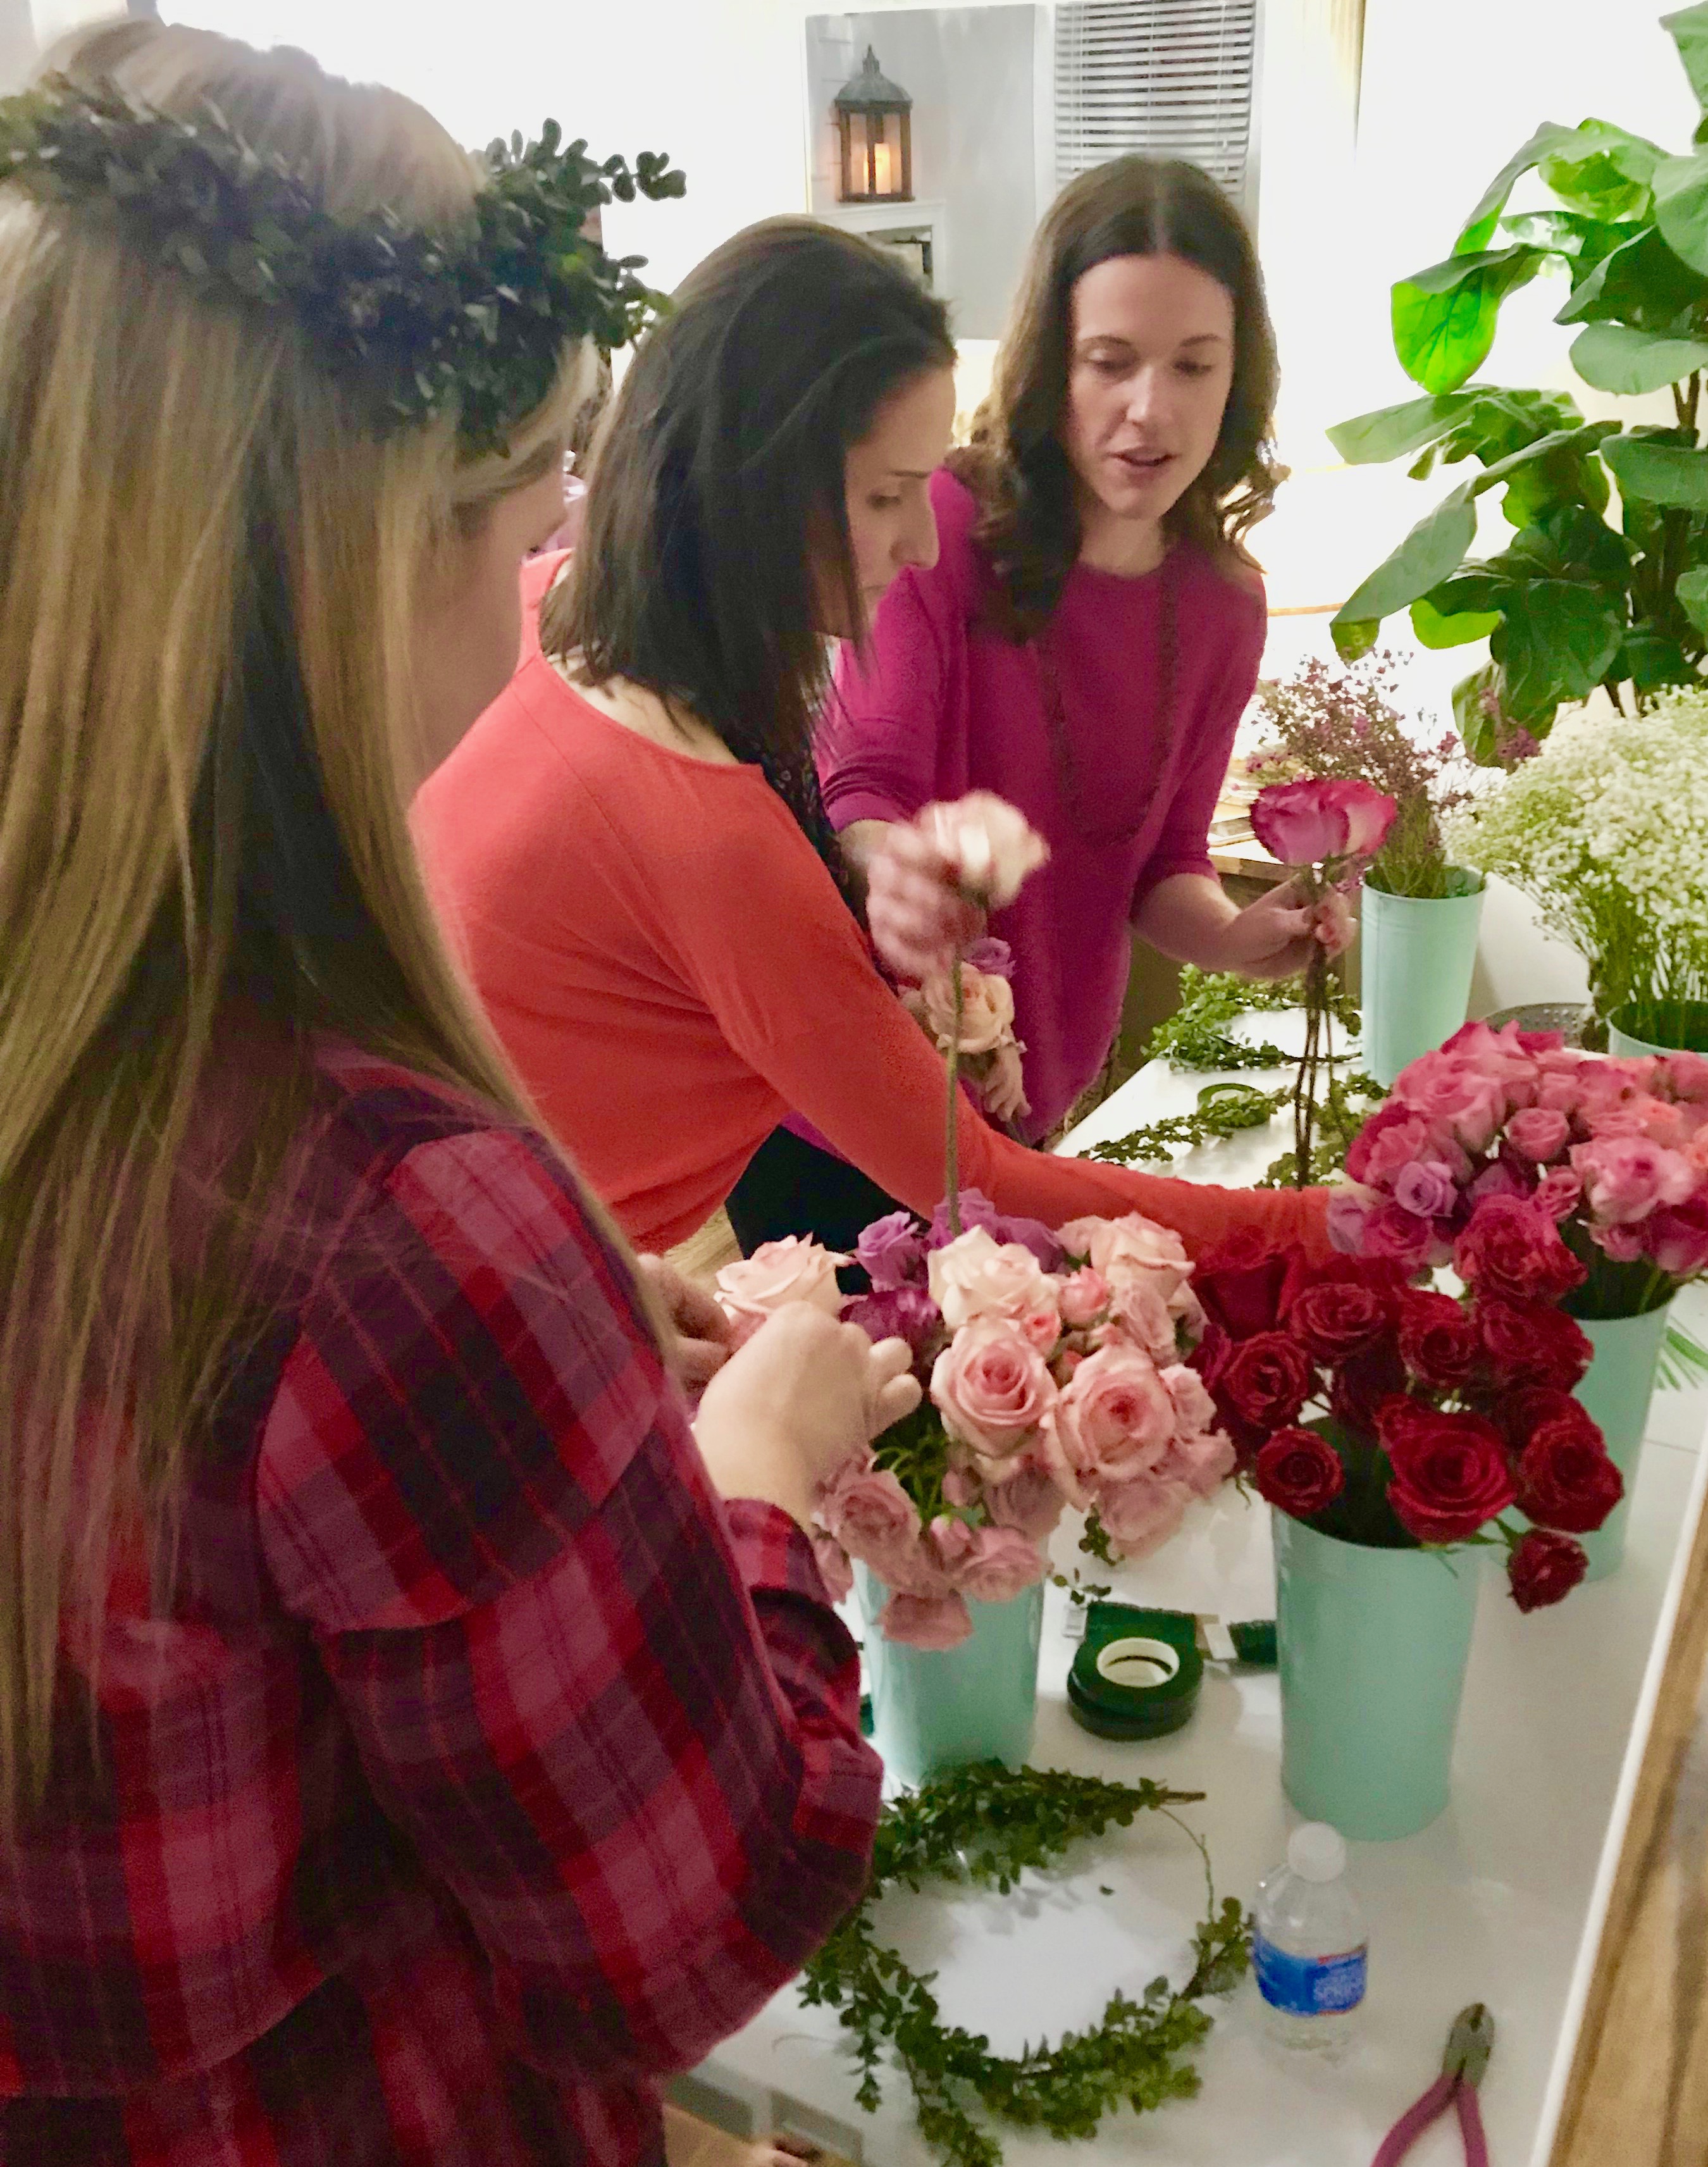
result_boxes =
[1067,1603,1203,1741]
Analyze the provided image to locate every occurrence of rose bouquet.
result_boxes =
[1249,775,1396,1187]
[718,1193,1237,1648]
[1188,1227,1619,1610]
[1327,1019,1708,1318]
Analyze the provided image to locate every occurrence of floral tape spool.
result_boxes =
[1068,1603,1203,1740]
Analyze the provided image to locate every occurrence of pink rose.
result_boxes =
[1596,1224,1647,1263]
[717,1234,848,1321]
[1661,1052,1708,1103]
[917,792,1049,906]
[1572,1135,1699,1226]
[1162,1362,1220,1443]
[918,963,1016,1055]
[1391,1159,1459,1220]
[1099,1268,1179,1362]
[1533,1167,1584,1222]
[855,1210,927,1291]
[1094,1475,1196,1558]
[930,1316,1057,1467]
[1363,1200,1438,1269]
[1250,776,1395,866]
[984,1461,1068,1539]
[819,1462,944,1596]
[1467,1157,1529,1207]
[1645,1197,1708,1279]
[1346,1103,1436,1188]
[1048,1342,1176,1505]
[1058,1267,1110,1329]
[931,1517,1048,1603]
[810,1530,854,1605]
[1393,1060,1509,1155]
[927,1226,1055,1331]
[1454,1196,1586,1302]
[879,1590,973,1649]
[1016,1300,1063,1355]
[1327,1187,1374,1254]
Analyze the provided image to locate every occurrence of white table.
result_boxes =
[688,1034,1708,2166]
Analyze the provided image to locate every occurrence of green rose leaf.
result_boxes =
[1333,488,1478,632]
[1676,563,1708,637]
[1654,150,1708,275]
[1569,321,1708,394]
[1392,247,1549,393]
[1666,2,1708,117]
[1411,592,1502,648]
[1494,581,1626,716]
[1602,432,1708,506]
[1326,392,1480,465]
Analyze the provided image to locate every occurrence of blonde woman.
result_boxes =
[0,22,912,2164]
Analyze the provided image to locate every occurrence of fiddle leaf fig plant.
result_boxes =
[1328,3,1708,762]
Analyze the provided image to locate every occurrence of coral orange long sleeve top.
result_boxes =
[414,556,1327,1261]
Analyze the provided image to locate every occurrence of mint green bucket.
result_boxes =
[855,1565,1044,1789]
[1359,871,1485,1088]
[1573,1303,1672,1580]
[1273,1515,1480,1841]
[1607,1002,1708,1059]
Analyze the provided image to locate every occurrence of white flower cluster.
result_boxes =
[1444,691,1708,1005]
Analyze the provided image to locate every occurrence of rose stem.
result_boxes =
[946,953,963,1239]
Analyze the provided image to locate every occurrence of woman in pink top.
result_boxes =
[815,158,1351,1173]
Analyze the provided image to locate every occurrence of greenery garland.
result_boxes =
[1084,1081,1288,1168]
[1140,967,1359,1073]
[798,1762,1249,2167]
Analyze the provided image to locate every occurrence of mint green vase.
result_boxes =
[1359,871,1485,1088]
[855,1565,1044,1790]
[1607,1002,1708,1058]
[1573,1303,1672,1581]
[1273,1515,1480,1841]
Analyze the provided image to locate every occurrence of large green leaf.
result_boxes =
[1556,225,1708,329]
[1411,592,1502,647]
[1569,321,1708,393]
[1540,120,1666,220]
[1666,3,1708,117]
[1655,151,1708,274]
[1501,210,1647,270]
[1494,582,1626,716]
[1492,502,1633,588]
[1619,628,1693,688]
[1334,488,1478,630]
[1602,432,1708,506]
[1676,562,1708,636]
[1326,392,1480,465]
[1392,247,1549,392]
[1456,122,1596,252]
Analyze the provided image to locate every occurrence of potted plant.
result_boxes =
[1330,1017,1708,1577]
[1193,1223,1620,1840]
[1324,1,1708,754]
[1253,654,1481,1084]
[1444,686,1708,1051]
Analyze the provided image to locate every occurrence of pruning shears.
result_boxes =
[1371,2003,1494,2167]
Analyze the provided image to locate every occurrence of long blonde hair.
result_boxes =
[0,20,581,1824]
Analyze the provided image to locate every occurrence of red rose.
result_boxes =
[1477,1298,1594,1391]
[1330,1343,1409,1434]
[1218,1330,1315,1433]
[1255,1426,1346,1520]
[1397,1288,1479,1390]
[1385,1411,1516,1544]
[1285,1270,1396,1363]
[1373,1392,1439,1455]
[1486,1384,1593,1451]
[1517,1418,1623,1535]
[1508,1527,1588,1613]
[1454,1197,1586,1304]
[1192,1236,1311,1341]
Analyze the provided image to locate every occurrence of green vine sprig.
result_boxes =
[1258,1071,1387,1188]
[799,1763,1249,2167]
[1141,967,1360,1072]
[1085,1081,1287,1167]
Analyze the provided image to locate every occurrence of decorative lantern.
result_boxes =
[834,46,913,204]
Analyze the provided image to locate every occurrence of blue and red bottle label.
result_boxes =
[1253,1935,1368,2016]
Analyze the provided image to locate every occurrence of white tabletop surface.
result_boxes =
[693,1031,1708,2166]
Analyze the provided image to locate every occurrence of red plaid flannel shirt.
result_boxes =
[0,1045,881,2164]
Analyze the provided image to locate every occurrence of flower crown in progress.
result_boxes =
[0,74,686,454]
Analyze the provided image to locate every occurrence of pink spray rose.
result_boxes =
[984,1460,1067,1539]
[929,1315,1057,1468]
[916,792,1049,905]
[1099,1268,1180,1363]
[1094,1477,1196,1559]
[930,1517,1048,1603]
[1533,1166,1584,1221]
[1250,777,1396,866]
[1047,1341,1177,1505]
[1391,1159,1459,1220]
[717,1235,848,1321]
[1055,1212,1192,1295]
[1057,1267,1111,1329]
[1507,1106,1570,1162]
[819,1461,944,1597]
[1571,1135,1699,1226]
[927,1226,1055,1331]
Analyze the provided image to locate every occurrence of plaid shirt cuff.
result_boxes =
[721,1498,835,1606]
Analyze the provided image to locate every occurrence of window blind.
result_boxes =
[1054,0,1259,202]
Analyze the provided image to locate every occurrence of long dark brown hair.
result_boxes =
[544,218,955,899]
[953,156,1281,642]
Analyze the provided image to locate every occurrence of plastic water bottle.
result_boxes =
[1253,1822,1367,2059]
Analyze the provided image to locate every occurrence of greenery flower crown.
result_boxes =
[0,74,686,454]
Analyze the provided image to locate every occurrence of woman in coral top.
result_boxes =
[416,220,1328,1267]
[817,156,1352,1148]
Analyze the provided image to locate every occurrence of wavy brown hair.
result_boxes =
[953,156,1281,641]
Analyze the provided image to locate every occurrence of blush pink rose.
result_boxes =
[1572,1135,1699,1225]
[1391,1159,1459,1220]
[1533,1166,1585,1221]
[927,1226,1055,1331]
[1393,1062,1509,1155]
[717,1235,848,1321]
[1099,1269,1179,1363]
[819,1463,944,1596]
[1056,1212,1191,1293]
[1506,1105,1570,1162]
[1057,1267,1111,1329]
[1047,1342,1176,1505]
[1661,1052,1708,1103]
[879,1590,973,1649]
[984,1462,1067,1539]
[810,1530,854,1605]
[1162,1362,1220,1442]
[929,1316,1057,1467]
[1094,1475,1196,1558]
[916,792,1049,906]
[918,962,1016,1056]
[1167,1424,1238,1499]
[930,1517,1048,1603]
